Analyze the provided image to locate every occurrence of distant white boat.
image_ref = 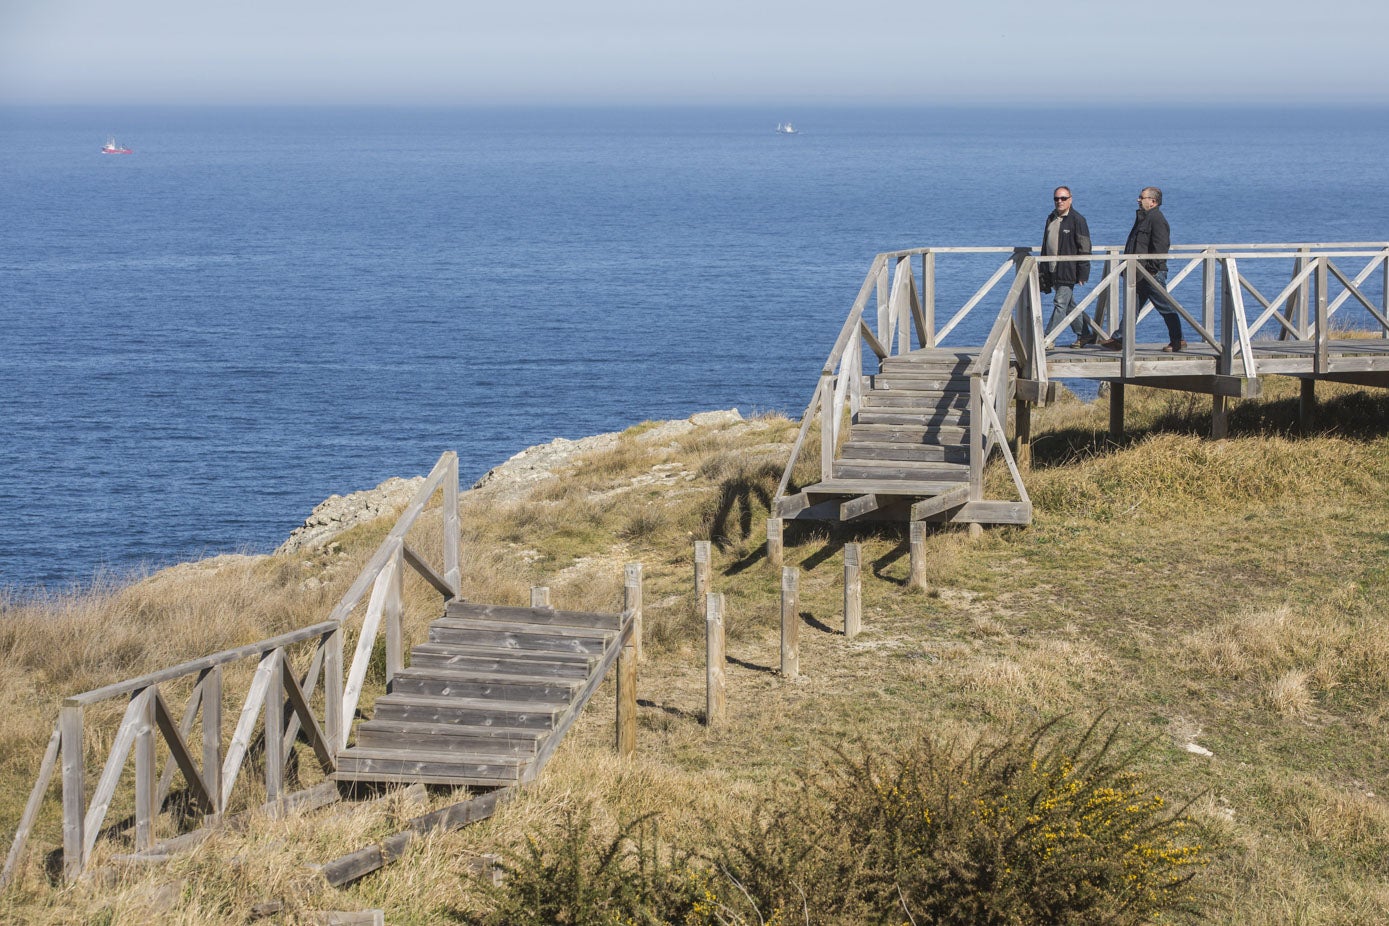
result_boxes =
[774,122,798,135]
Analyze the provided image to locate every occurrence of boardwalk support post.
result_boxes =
[766,518,783,569]
[1300,379,1316,430]
[616,643,636,757]
[1014,399,1032,471]
[705,593,726,727]
[844,543,862,639]
[624,564,643,662]
[780,567,799,679]
[1109,382,1125,437]
[909,522,929,590]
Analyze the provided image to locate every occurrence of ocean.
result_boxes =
[3,105,1389,591]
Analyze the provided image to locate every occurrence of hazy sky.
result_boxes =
[2,0,1386,105]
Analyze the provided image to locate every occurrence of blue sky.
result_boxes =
[2,0,1386,105]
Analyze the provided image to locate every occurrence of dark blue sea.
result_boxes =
[4,105,1389,591]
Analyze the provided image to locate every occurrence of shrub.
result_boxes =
[716,716,1212,925]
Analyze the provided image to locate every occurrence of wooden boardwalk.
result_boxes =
[336,601,632,787]
[774,243,1389,529]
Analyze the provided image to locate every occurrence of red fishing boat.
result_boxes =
[101,137,133,154]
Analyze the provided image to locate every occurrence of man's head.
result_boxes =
[1138,187,1162,210]
[1053,186,1073,214]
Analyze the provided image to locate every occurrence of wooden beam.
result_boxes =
[281,659,336,774]
[615,643,636,758]
[151,688,215,813]
[400,542,454,601]
[1107,374,1261,398]
[843,544,862,640]
[910,486,970,521]
[1,725,61,891]
[624,564,643,662]
[705,594,726,727]
[839,494,880,521]
[1014,378,1059,404]
[780,568,799,679]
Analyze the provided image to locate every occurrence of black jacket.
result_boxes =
[1124,206,1170,273]
[1039,209,1091,287]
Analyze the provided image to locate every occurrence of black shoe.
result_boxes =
[1073,336,1097,348]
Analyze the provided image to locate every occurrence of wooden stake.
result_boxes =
[694,541,711,606]
[624,563,643,662]
[1109,382,1126,437]
[968,523,984,540]
[1211,395,1229,439]
[616,643,636,757]
[780,567,799,679]
[908,521,929,590]
[843,543,862,639]
[1299,378,1316,430]
[766,518,783,569]
[705,593,726,727]
[530,586,550,608]
[1014,399,1032,471]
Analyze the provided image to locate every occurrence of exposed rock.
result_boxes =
[277,476,425,555]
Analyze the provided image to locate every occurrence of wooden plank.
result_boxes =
[938,500,1033,525]
[334,757,523,785]
[134,690,155,852]
[221,651,277,808]
[1109,374,1262,397]
[281,658,336,774]
[832,461,970,481]
[203,666,224,815]
[805,477,971,496]
[427,626,611,655]
[781,568,799,679]
[264,652,285,806]
[1,725,61,891]
[443,453,461,595]
[60,705,85,880]
[442,602,621,632]
[342,555,398,741]
[616,643,636,757]
[910,486,971,520]
[845,426,969,446]
[323,632,343,789]
[388,673,576,703]
[843,545,862,639]
[1014,378,1060,404]
[839,494,880,521]
[706,595,726,727]
[371,696,561,729]
[151,688,215,813]
[841,444,969,463]
[155,675,204,812]
[320,788,510,888]
[408,645,592,674]
[353,722,541,755]
[401,541,454,601]
[82,692,147,863]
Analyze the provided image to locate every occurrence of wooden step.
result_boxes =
[428,624,612,655]
[389,668,578,703]
[848,424,970,445]
[840,441,970,463]
[870,374,970,392]
[334,746,528,786]
[408,644,593,679]
[860,392,970,410]
[804,477,971,498]
[371,694,563,729]
[832,461,971,481]
[853,411,970,430]
[353,719,544,756]
[443,601,622,632]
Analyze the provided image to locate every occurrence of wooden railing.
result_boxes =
[2,451,461,887]
[773,243,1389,509]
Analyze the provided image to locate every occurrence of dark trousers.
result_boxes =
[1137,269,1183,346]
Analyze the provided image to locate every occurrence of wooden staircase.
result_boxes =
[334,601,631,787]
[777,349,1028,525]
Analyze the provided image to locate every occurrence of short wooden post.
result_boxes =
[843,543,862,639]
[624,564,643,662]
[766,518,784,569]
[385,549,404,688]
[780,567,799,679]
[968,522,985,540]
[60,703,85,880]
[444,453,461,595]
[530,586,551,608]
[322,631,343,765]
[616,643,637,757]
[1211,395,1229,439]
[909,521,929,590]
[1299,378,1316,430]
[1014,400,1032,471]
[1109,382,1125,437]
[134,688,156,852]
[705,593,726,727]
[264,651,285,806]
[694,541,711,606]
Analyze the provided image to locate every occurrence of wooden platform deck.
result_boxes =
[336,601,633,787]
[773,243,1389,531]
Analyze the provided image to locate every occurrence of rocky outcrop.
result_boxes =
[277,476,425,555]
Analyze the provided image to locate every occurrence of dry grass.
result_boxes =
[5,396,1389,922]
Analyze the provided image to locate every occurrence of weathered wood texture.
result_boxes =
[843,543,862,639]
[781,567,800,679]
[705,593,727,727]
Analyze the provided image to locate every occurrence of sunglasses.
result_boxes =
[1054,196,1070,201]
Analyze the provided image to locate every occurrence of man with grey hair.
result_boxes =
[1104,186,1185,351]
[1039,185,1094,347]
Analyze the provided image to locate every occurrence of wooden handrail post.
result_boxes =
[923,249,936,347]
[705,593,726,727]
[877,259,890,350]
[1315,257,1329,373]
[1122,257,1137,377]
[616,642,637,757]
[1203,248,1217,333]
[780,567,799,679]
[819,372,834,480]
[60,703,84,881]
[693,541,711,607]
[909,522,929,591]
[134,688,156,852]
[968,375,984,500]
[844,543,862,639]
[385,546,405,688]
[323,629,344,760]
[201,666,224,815]
[264,651,285,807]
[530,586,551,608]
[444,452,461,596]
[766,518,783,569]
[624,564,643,661]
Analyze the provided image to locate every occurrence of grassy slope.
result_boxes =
[4,381,1389,924]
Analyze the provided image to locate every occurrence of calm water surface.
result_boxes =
[3,105,1388,590]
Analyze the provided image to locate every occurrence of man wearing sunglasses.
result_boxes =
[1039,186,1094,347]
[1103,186,1185,352]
